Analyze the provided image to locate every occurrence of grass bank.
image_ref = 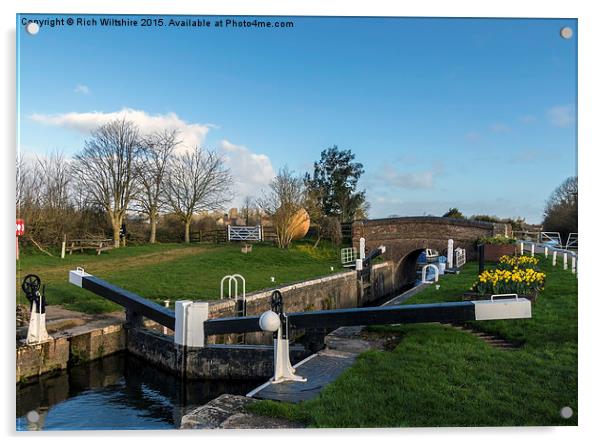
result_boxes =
[16,241,345,313]
[249,255,578,427]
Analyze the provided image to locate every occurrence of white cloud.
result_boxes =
[366,160,445,194]
[74,84,90,95]
[510,149,541,163]
[509,148,562,164]
[367,196,544,224]
[381,166,434,190]
[218,140,276,205]
[29,108,211,152]
[520,114,537,124]
[465,131,481,142]
[489,123,511,133]
[547,104,575,128]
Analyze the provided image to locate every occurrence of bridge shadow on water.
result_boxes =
[16,352,262,431]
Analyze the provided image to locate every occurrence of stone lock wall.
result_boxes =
[206,261,400,345]
[16,324,126,382]
[126,261,402,379]
[126,328,309,380]
[17,263,401,382]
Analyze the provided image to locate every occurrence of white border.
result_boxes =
[3,1,600,444]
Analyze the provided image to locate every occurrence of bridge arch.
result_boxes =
[352,216,509,285]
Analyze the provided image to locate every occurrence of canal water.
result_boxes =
[16,352,261,431]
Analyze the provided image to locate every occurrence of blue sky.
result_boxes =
[17,15,577,223]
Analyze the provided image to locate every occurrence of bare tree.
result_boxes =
[257,167,307,248]
[71,119,142,248]
[35,151,72,241]
[135,130,180,243]
[164,147,232,243]
[241,195,255,226]
[543,176,578,243]
[16,151,78,246]
[16,154,36,215]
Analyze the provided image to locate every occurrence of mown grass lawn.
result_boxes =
[16,241,345,313]
[249,255,578,427]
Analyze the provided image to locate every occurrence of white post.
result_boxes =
[530,243,535,257]
[273,324,306,383]
[259,311,306,384]
[359,237,366,260]
[571,255,576,274]
[520,242,524,255]
[447,239,454,269]
[174,301,208,347]
[563,252,568,270]
[552,250,557,266]
[26,301,51,345]
[227,225,231,242]
[61,234,66,259]
[544,246,548,258]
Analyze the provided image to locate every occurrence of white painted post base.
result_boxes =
[272,327,306,384]
[544,246,548,258]
[175,301,208,347]
[447,239,454,269]
[355,258,363,271]
[27,301,51,344]
[571,255,576,274]
[259,310,305,384]
[531,243,535,257]
[553,251,557,266]
[520,242,524,255]
[563,253,568,270]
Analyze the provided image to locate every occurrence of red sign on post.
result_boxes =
[16,219,25,236]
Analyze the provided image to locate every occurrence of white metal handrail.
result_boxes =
[566,233,578,250]
[540,231,562,245]
[421,264,439,283]
[220,274,246,301]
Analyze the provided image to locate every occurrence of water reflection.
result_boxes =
[16,353,261,431]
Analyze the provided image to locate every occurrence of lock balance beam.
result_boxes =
[69,268,531,340]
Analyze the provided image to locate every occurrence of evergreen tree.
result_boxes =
[304,146,366,222]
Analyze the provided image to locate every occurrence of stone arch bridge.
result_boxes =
[352,217,510,286]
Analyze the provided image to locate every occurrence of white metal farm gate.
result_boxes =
[227,225,263,242]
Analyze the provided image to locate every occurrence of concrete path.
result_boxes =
[249,349,358,403]
[244,282,430,404]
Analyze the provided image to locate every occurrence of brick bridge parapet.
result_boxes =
[352,216,509,285]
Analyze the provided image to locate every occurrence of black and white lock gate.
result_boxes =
[69,268,532,383]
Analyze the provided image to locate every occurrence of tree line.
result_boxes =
[17,118,232,248]
[17,119,369,250]
[440,175,578,243]
[252,146,368,248]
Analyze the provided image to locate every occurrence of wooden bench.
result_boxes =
[67,238,114,255]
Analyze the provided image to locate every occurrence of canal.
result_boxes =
[16,352,261,431]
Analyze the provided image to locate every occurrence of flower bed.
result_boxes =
[469,268,545,301]
[497,255,539,270]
